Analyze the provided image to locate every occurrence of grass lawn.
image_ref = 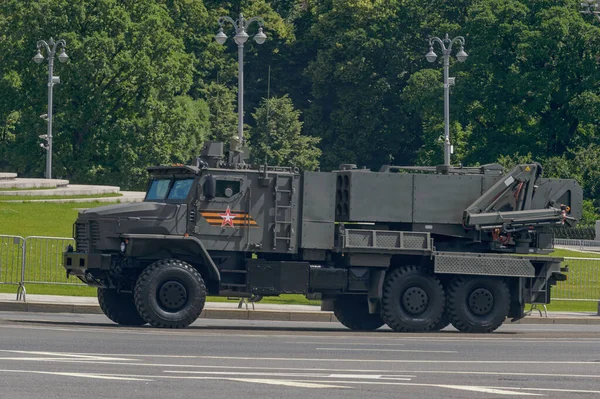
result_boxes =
[544,300,597,312]
[0,193,122,201]
[0,201,597,309]
[0,201,109,237]
[551,248,600,259]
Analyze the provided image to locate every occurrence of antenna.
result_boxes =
[267,65,271,100]
[266,65,271,163]
[215,70,220,140]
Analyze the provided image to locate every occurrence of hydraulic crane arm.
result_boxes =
[463,164,572,231]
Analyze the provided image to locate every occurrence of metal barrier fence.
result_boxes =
[1,235,600,305]
[0,235,26,299]
[23,236,80,287]
[554,238,600,251]
[553,257,600,302]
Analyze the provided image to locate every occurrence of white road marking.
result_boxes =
[163,370,410,380]
[523,387,600,394]
[285,342,406,346]
[276,379,544,395]
[226,378,350,389]
[2,356,599,384]
[0,369,151,381]
[436,384,541,396]
[316,348,457,353]
[287,338,600,344]
[0,350,135,362]
[6,368,600,395]
[327,374,382,379]
[1,350,599,366]
[385,369,600,379]
[0,353,598,380]
[184,355,600,365]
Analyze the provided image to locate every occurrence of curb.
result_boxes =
[1,301,599,325]
[0,301,337,322]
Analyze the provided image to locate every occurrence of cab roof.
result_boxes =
[147,165,200,176]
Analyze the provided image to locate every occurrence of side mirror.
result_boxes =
[204,175,216,199]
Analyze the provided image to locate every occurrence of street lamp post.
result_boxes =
[581,0,600,22]
[33,37,68,179]
[426,34,468,170]
[215,13,266,144]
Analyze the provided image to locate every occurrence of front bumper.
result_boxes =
[63,251,111,280]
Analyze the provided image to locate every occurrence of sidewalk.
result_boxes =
[0,293,598,325]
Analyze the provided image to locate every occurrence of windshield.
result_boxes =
[168,179,194,200]
[145,178,194,202]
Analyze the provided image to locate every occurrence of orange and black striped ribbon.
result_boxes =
[200,211,259,227]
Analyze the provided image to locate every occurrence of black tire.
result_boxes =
[447,276,510,333]
[429,312,451,331]
[134,259,206,328]
[97,288,147,326]
[428,282,450,332]
[381,266,445,332]
[333,296,385,331]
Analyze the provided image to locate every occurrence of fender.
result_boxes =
[121,234,220,281]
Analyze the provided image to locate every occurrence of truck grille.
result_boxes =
[75,221,100,252]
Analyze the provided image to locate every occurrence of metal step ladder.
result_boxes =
[272,174,295,251]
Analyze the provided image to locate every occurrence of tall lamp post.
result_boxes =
[581,0,600,22]
[33,37,69,179]
[215,13,266,144]
[426,34,468,170]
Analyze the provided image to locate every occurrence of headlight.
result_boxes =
[120,241,127,253]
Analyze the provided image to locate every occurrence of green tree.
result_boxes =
[0,0,209,188]
[204,82,238,142]
[298,0,468,170]
[250,95,321,170]
[459,0,600,164]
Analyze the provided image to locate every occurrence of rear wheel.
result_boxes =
[333,296,384,331]
[97,288,146,326]
[134,259,206,328]
[381,266,445,332]
[447,276,510,333]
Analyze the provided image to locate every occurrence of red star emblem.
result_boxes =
[219,206,237,228]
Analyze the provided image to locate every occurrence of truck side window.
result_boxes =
[215,180,241,198]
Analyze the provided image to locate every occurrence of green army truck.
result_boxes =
[64,141,582,333]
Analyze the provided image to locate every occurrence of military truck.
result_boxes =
[64,141,582,333]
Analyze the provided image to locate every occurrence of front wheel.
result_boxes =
[333,296,385,331]
[447,276,510,333]
[134,259,206,328]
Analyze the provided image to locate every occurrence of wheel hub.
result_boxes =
[468,288,494,315]
[402,287,428,315]
[158,281,188,311]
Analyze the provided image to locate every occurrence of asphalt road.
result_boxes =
[0,312,599,398]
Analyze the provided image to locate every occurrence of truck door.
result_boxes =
[193,173,252,251]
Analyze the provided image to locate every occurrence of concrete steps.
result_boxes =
[0,178,69,189]
[0,173,17,180]
[0,172,145,203]
[0,184,120,197]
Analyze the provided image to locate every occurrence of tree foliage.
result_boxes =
[0,0,210,188]
[251,95,321,170]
